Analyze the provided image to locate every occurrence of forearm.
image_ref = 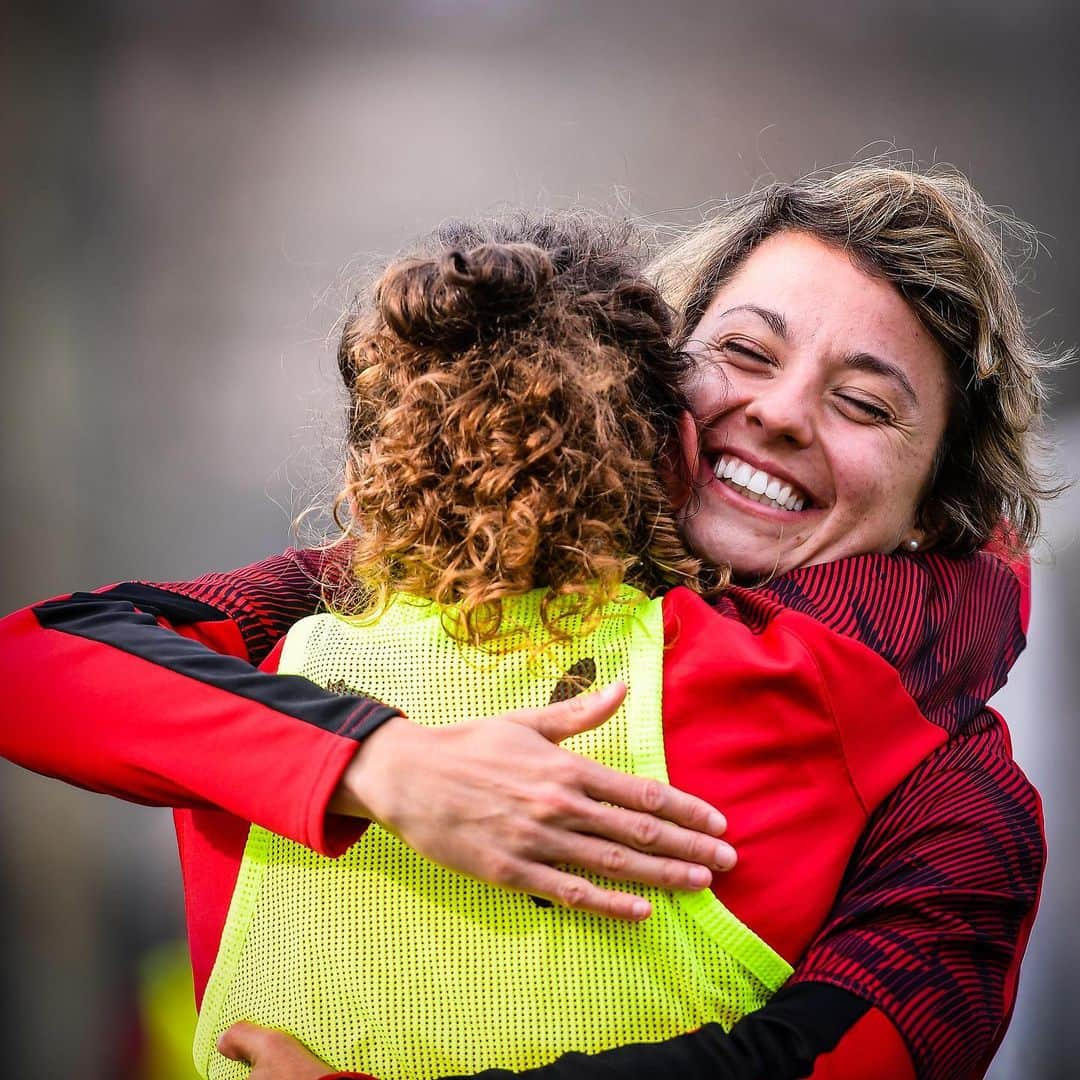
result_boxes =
[310,985,912,1080]
[2,557,732,910]
[472,985,911,1079]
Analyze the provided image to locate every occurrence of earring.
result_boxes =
[904,538,920,552]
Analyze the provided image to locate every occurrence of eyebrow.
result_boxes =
[715,304,789,340]
[844,351,919,407]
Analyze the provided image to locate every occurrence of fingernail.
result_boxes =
[688,865,712,889]
[715,843,737,870]
[707,811,727,834]
[631,898,651,920]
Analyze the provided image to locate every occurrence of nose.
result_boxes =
[742,373,814,448]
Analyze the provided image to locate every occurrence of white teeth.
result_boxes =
[712,455,808,513]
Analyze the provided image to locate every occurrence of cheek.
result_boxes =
[666,410,703,509]
[833,445,926,540]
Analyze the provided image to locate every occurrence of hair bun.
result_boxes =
[377,242,555,350]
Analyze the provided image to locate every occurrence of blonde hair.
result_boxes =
[648,163,1064,553]
[332,211,701,645]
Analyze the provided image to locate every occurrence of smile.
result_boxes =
[712,454,808,512]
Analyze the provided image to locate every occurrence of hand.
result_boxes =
[217,1022,342,1080]
[330,681,736,921]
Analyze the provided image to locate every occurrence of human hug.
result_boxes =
[0,163,1064,1080]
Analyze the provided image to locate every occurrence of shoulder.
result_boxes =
[866,713,1044,883]
[660,586,835,709]
[745,551,1024,656]
[741,552,1026,735]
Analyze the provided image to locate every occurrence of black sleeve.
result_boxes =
[448,983,869,1080]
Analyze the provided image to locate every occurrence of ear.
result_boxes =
[898,488,949,554]
[658,410,699,511]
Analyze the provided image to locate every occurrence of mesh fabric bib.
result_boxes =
[193,588,791,1079]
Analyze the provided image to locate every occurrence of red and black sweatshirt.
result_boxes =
[0,546,1043,1080]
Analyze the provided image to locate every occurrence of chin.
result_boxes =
[683,528,794,582]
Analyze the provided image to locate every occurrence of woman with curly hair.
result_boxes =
[192,215,775,1078]
[0,165,1056,1080]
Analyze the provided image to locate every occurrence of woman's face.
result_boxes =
[676,230,952,579]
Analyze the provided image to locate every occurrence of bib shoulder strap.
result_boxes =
[278,614,326,676]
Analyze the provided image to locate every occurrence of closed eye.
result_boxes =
[835,393,892,423]
[715,341,773,366]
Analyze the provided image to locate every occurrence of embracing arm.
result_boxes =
[313,987,910,1080]
[787,718,1043,1079]
[219,986,908,1080]
[0,549,727,909]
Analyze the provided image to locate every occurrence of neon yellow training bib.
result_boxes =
[194,588,791,1079]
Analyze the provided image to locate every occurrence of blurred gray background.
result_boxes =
[2,1,1077,1077]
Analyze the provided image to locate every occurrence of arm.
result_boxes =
[220,984,911,1080]
[0,552,392,851]
[0,550,730,909]
[788,718,1044,1080]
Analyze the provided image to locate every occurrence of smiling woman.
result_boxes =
[198,171,1055,1080]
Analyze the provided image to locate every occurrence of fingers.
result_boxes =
[217,1021,272,1062]
[518,792,735,892]
[511,681,627,743]
[475,788,734,912]
[547,830,720,891]
[581,763,728,838]
[510,686,729,844]
[217,1022,332,1080]
[510,861,654,921]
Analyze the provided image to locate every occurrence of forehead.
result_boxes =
[704,231,923,345]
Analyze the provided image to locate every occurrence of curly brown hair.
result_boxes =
[332,211,702,645]
[649,162,1066,555]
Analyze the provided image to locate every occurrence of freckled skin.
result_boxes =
[676,231,951,580]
